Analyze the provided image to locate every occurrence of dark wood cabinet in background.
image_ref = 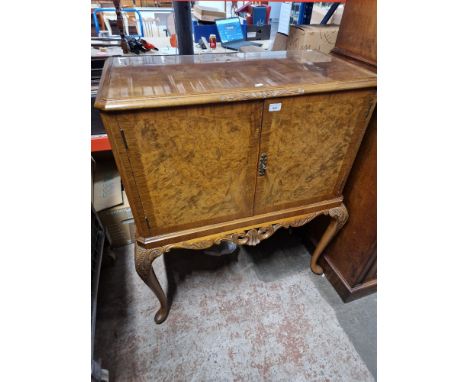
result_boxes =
[304,0,377,301]
[308,110,377,301]
[333,0,377,67]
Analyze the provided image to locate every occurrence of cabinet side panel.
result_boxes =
[99,112,150,237]
[120,101,262,235]
[255,90,376,214]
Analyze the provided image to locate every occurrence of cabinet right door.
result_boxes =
[253,89,376,215]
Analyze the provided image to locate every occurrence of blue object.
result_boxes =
[193,21,221,42]
[193,19,247,43]
[290,3,314,25]
[300,3,314,24]
[93,8,145,37]
[252,6,267,26]
[215,17,245,44]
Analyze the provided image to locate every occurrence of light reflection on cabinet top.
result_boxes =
[95,50,377,111]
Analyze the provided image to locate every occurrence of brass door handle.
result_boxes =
[258,153,268,176]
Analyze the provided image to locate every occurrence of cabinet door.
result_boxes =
[119,101,263,235]
[254,90,376,215]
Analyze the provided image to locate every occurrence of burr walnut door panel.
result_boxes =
[119,101,263,235]
[254,90,376,215]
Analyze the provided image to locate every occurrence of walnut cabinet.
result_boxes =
[95,51,377,323]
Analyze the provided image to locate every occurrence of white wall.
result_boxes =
[269,2,281,22]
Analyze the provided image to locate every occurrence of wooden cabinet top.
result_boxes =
[95,50,376,111]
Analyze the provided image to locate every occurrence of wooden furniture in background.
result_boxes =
[304,0,377,301]
[307,109,377,301]
[333,0,377,67]
[95,51,377,323]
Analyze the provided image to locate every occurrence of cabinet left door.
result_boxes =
[103,101,263,236]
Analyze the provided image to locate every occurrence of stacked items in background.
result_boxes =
[193,4,226,22]
[273,3,344,53]
[92,153,135,248]
[192,4,226,43]
[236,3,272,40]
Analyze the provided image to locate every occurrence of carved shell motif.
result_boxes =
[220,226,279,246]
[135,205,348,262]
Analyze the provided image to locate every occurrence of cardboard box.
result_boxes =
[98,191,135,248]
[287,25,339,54]
[92,156,123,212]
[193,5,226,22]
[271,32,288,51]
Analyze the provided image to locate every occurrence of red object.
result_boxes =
[209,34,217,49]
[170,34,177,48]
[236,3,271,25]
[141,39,158,51]
[91,135,111,152]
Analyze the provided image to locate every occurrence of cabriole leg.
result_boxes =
[310,204,349,275]
[134,244,169,324]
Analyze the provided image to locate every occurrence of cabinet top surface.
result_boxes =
[95,50,377,111]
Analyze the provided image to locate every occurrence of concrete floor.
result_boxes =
[95,230,376,381]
